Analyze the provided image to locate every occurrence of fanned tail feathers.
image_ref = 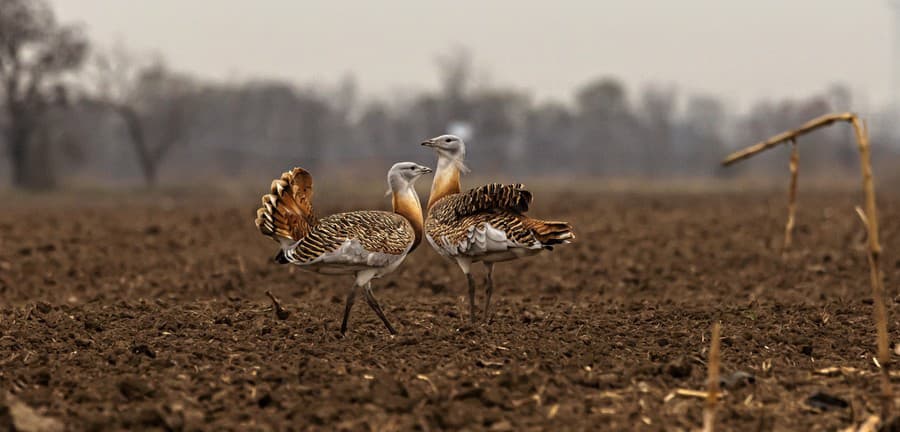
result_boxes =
[525,218,575,248]
[255,167,316,246]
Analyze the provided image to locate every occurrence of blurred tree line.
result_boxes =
[1,0,896,190]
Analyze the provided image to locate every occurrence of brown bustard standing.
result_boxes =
[255,162,431,335]
[421,135,574,323]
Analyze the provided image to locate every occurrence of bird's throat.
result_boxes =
[393,186,424,251]
[427,157,461,210]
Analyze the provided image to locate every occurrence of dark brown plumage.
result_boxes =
[452,183,532,216]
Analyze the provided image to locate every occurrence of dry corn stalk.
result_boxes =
[721,112,856,165]
[784,139,799,251]
[857,206,891,419]
[722,112,891,418]
[703,322,721,432]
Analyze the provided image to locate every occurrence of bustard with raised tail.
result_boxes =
[255,162,431,335]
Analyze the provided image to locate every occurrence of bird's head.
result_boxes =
[387,162,432,194]
[421,134,469,173]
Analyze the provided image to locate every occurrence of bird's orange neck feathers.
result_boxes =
[392,187,424,251]
[427,157,461,210]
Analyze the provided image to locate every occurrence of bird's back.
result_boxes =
[284,210,415,267]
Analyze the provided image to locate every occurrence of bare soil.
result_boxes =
[1,188,899,431]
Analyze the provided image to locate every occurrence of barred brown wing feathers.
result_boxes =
[426,185,573,253]
[490,213,539,244]
[287,211,414,263]
[453,184,531,218]
[427,202,537,248]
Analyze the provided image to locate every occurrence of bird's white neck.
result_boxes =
[427,156,461,210]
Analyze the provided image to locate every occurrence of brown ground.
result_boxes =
[0,187,899,431]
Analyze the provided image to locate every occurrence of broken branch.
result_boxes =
[265,290,290,320]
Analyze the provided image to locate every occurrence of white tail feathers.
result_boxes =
[255,167,316,246]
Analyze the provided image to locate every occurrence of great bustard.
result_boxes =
[421,135,574,323]
[255,162,432,335]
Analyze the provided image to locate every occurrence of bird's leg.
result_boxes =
[483,262,495,323]
[455,258,476,324]
[466,272,477,324]
[363,283,396,335]
[340,283,359,335]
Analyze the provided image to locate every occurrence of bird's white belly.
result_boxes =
[375,253,408,277]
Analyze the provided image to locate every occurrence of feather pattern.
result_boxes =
[285,211,414,264]
[425,184,574,261]
[255,167,316,243]
[452,183,532,217]
[255,168,416,270]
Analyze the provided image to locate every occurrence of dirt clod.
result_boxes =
[805,391,849,411]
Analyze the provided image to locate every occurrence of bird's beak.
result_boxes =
[421,139,436,147]
[417,166,433,174]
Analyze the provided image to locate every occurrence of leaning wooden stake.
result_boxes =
[703,322,721,432]
[722,112,891,418]
[857,206,891,419]
[784,139,799,252]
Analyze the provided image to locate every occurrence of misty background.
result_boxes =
[2,0,899,190]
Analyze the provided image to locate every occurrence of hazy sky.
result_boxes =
[50,0,896,110]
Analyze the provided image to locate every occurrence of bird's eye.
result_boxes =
[444,138,452,143]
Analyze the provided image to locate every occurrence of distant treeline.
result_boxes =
[1,0,896,189]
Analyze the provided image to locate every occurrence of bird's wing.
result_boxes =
[284,211,415,267]
[426,184,574,258]
[425,184,544,258]
[430,212,546,258]
[451,183,532,218]
[255,167,316,245]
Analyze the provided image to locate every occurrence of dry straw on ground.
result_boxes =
[702,322,722,432]
[722,112,891,418]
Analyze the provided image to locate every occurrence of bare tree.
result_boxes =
[435,46,474,123]
[0,0,88,189]
[470,88,530,172]
[684,95,728,176]
[89,45,193,186]
[639,85,678,177]
[574,77,638,175]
